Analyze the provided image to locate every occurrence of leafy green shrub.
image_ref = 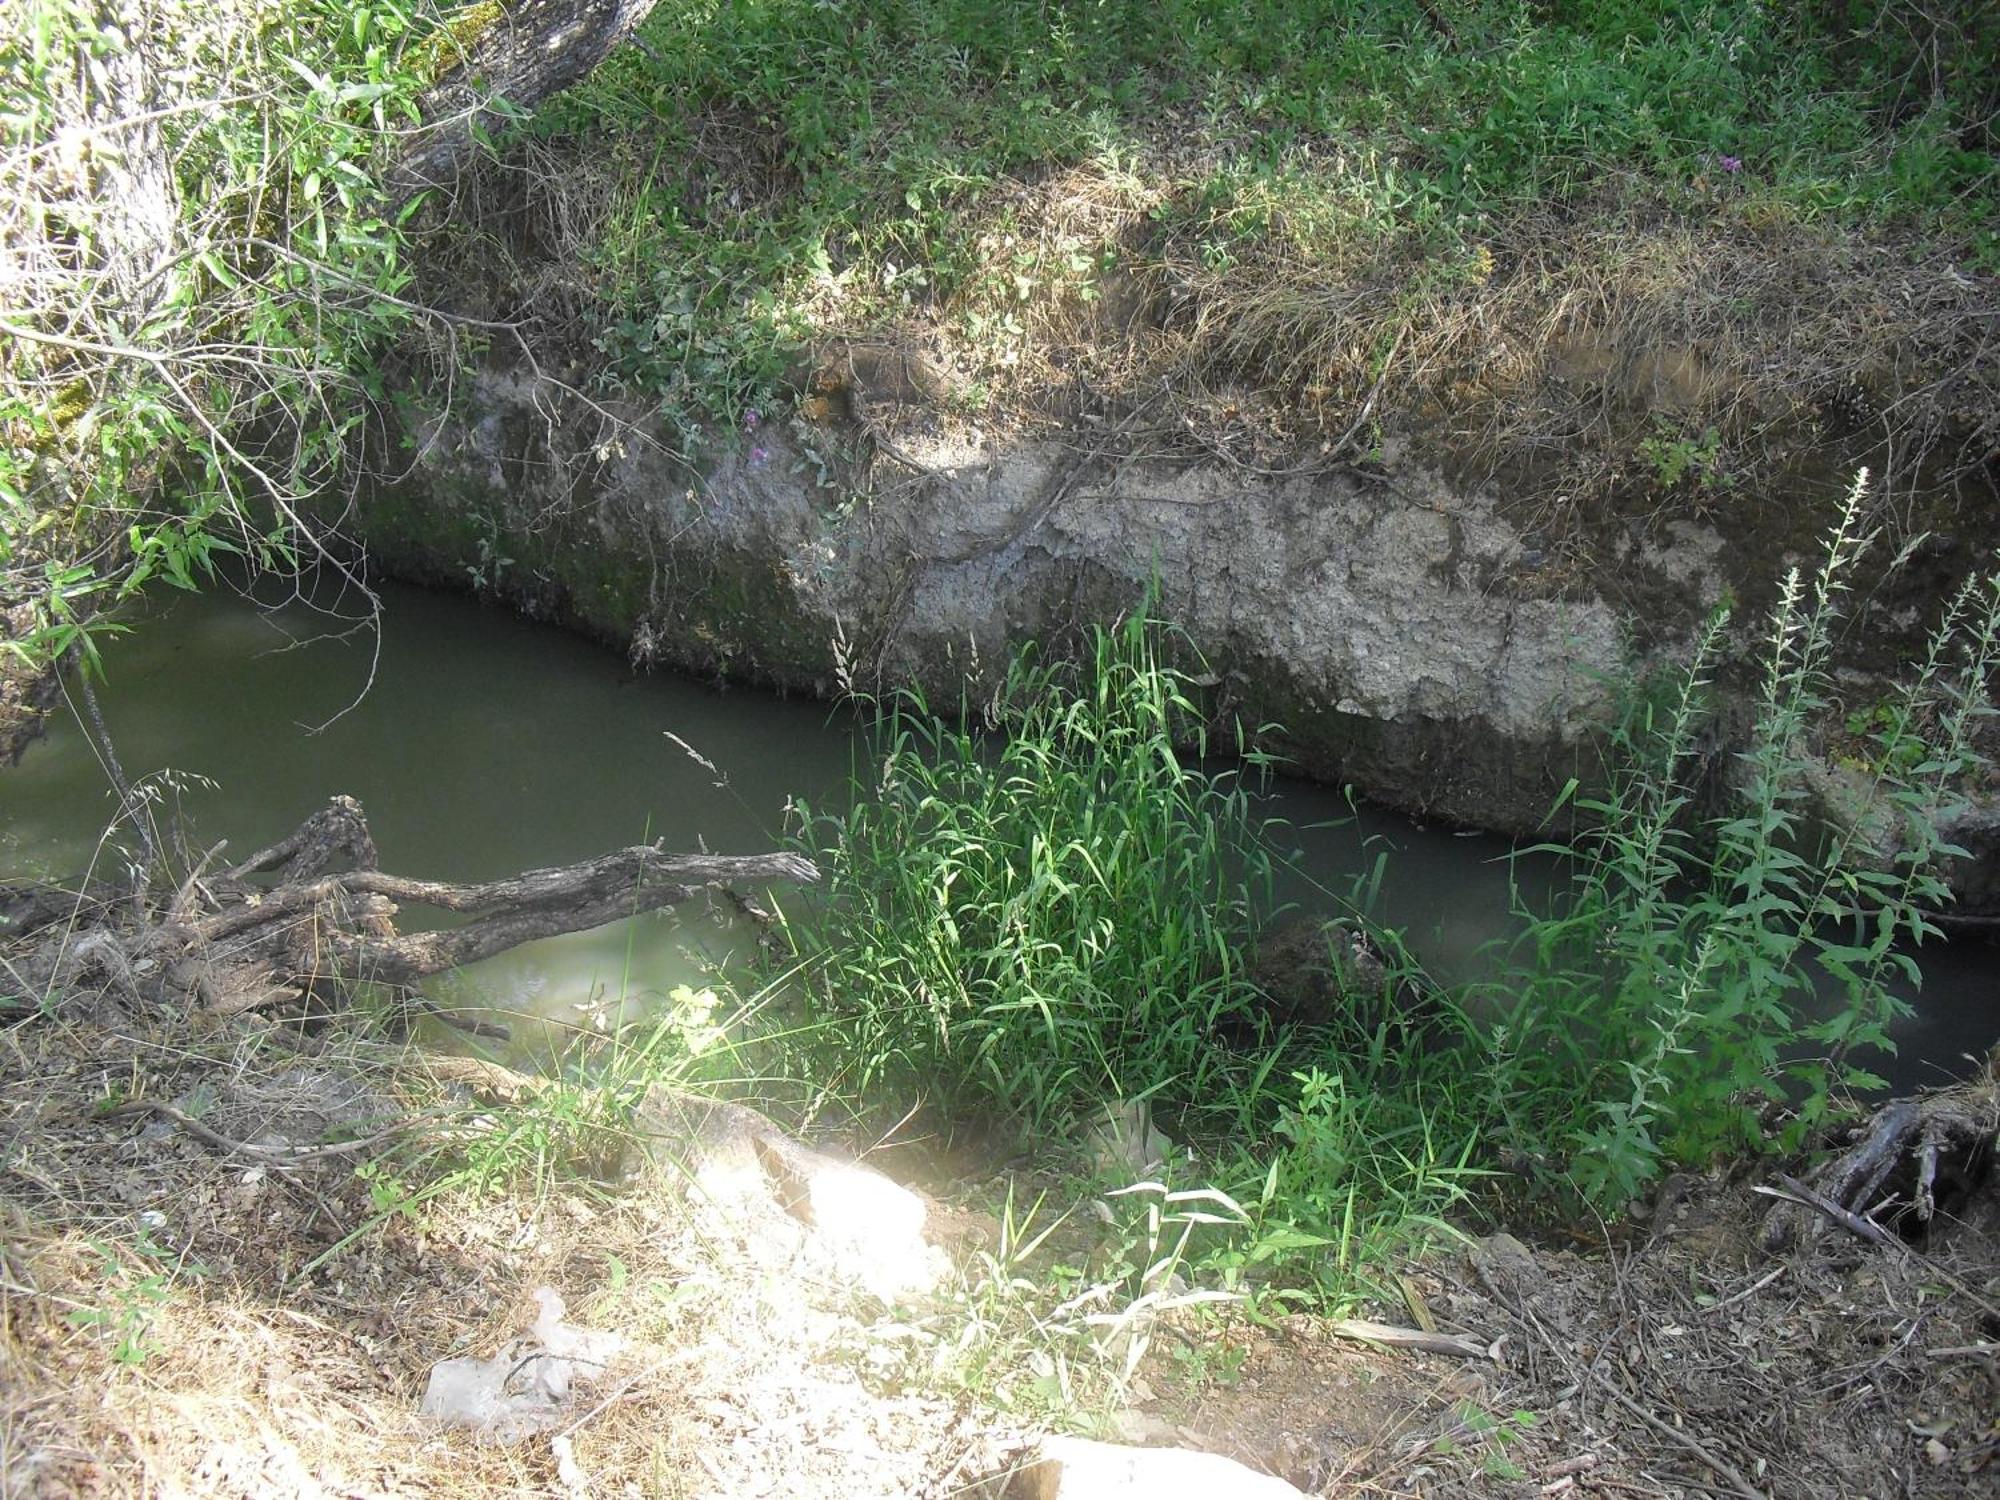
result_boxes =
[1228,1060,1483,1307]
[3,0,454,672]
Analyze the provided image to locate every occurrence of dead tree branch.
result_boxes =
[13,796,817,1020]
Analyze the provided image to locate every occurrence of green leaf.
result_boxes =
[282,56,331,95]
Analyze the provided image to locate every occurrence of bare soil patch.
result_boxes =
[4,1004,1994,1499]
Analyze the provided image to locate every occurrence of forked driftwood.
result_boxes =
[11,795,817,1027]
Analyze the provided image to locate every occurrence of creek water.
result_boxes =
[2,582,1991,1088]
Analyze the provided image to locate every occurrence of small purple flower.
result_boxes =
[1719,155,1742,174]
[742,407,762,433]
[749,445,770,470]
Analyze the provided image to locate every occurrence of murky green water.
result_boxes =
[2,583,1990,1086]
[0,583,852,1061]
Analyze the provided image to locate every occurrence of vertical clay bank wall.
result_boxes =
[349,365,2000,910]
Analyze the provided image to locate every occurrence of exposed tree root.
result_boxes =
[1760,1057,2000,1254]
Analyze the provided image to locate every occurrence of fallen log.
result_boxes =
[10,796,818,1023]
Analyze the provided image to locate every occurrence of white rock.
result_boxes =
[1007,1436,1309,1500]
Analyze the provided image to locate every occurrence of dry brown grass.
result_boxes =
[1046,159,1995,549]
[775,144,1994,571]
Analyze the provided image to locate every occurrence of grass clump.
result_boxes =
[784,609,1277,1136]
[779,603,1488,1305]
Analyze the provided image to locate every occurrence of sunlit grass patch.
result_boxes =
[419,1,1996,538]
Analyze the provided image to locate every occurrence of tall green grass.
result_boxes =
[780,605,1487,1305]
[775,483,1995,1300]
[784,610,1278,1136]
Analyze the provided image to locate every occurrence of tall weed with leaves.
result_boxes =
[1492,473,1999,1203]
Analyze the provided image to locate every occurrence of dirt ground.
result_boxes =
[1,1010,1995,1499]
[1161,1185,2000,1496]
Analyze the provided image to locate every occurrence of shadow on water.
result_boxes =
[1,582,1990,1087]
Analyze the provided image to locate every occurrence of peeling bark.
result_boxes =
[392,0,663,197]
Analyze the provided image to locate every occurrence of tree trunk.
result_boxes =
[391,0,663,197]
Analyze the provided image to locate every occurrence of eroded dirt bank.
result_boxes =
[372,368,1617,826]
[354,359,2000,905]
